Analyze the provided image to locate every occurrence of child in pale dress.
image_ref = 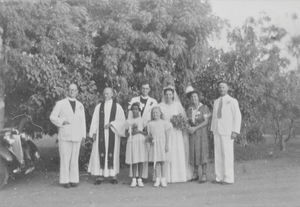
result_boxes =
[147,106,171,187]
[125,102,148,187]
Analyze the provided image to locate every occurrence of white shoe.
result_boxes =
[153,178,160,187]
[161,177,167,187]
[137,178,144,187]
[130,178,137,187]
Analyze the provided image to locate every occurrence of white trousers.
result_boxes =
[214,133,234,183]
[58,140,81,184]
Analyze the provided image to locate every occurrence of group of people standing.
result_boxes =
[50,80,241,189]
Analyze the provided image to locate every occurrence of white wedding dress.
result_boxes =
[159,101,193,183]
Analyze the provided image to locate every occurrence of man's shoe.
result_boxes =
[110,179,118,184]
[199,175,207,184]
[63,183,71,188]
[94,180,102,185]
[211,180,222,184]
[191,176,199,182]
[70,183,79,187]
[222,181,233,185]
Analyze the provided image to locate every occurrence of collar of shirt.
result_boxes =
[67,97,76,102]
[219,94,229,100]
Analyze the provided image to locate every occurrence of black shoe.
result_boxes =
[110,179,118,184]
[191,176,199,181]
[70,183,79,187]
[221,181,233,185]
[198,175,207,184]
[94,180,102,185]
[211,180,222,184]
[63,183,71,188]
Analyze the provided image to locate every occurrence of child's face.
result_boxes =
[152,108,161,120]
[132,106,140,117]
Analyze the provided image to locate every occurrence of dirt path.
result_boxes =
[1,138,300,207]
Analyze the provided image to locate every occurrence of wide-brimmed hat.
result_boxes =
[185,86,197,95]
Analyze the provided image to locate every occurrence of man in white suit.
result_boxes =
[128,81,157,123]
[211,81,242,184]
[50,84,86,188]
[128,81,157,182]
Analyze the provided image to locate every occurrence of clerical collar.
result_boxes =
[140,96,148,100]
[67,97,76,102]
[105,99,113,103]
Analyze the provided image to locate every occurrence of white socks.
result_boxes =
[153,177,167,187]
[131,178,144,187]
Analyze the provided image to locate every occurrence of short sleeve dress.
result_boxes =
[147,120,172,164]
[125,117,148,164]
[187,103,211,166]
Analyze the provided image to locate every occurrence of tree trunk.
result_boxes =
[0,27,5,130]
[274,117,286,151]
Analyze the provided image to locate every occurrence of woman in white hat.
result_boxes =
[186,86,211,183]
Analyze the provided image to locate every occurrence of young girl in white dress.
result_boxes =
[125,102,148,187]
[147,106,172,187]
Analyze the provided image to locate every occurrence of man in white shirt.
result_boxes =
[50,84,86,188]
[128,82,157,180]
[211,81,242,184]
[128,82,157,123]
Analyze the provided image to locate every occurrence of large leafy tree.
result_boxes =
[84,0,222,104]
[0,1,97,133]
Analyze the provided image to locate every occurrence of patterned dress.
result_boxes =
[187,103,211,166]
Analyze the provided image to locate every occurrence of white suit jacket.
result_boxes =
[211,94,242,136]
[128,96,157,124]
[50,98,86,142]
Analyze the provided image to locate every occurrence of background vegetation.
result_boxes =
[0,0,299,151]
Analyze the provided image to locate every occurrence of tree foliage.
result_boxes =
[0,0,298,152]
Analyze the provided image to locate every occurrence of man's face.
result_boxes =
[68,84,78,99]
[218,82,228,96]
[141,84,150,97]
[103,88,113,100]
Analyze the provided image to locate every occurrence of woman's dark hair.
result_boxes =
[130,102,141,111]
[187,90,203,99]
[163,87,174,95]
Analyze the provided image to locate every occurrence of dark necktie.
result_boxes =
[217,97,223,119]
[140,97,148,116]
[69,100,76,113]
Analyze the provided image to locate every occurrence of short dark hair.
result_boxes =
[140,81,150,87]
[217,80,229,86]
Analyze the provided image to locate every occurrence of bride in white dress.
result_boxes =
[159,85,193,183]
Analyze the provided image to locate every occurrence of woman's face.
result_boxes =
[152,108,161,120]
[132,105,140,118]
[164,90,174,103]
[190,93,199,105]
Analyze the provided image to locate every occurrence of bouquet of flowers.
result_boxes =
[188,111,205,127]
[194,112,205,125]
[131,123,139,135]
[170,114,188,130]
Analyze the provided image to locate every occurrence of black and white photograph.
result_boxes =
[0,0,299,206]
